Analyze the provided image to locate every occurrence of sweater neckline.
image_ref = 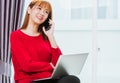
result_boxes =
[18,29,42,38]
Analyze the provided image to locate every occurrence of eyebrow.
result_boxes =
[38,6,48,10]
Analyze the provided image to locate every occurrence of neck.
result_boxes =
[26,24,38,34]
[26,18,40,34]
[22,20,40,36]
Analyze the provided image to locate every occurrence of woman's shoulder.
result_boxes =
[10,29,21,38]
[11,29,20,34]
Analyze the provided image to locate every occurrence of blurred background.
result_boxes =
[0,0,120,83]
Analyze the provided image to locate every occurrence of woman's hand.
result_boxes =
[50,62,55,69]
[43,19,58,48]
[42,19,54,38]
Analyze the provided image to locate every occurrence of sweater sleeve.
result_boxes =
[51,47,62,66]
[10,32,53,73]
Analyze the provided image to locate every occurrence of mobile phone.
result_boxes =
[43,16,51,31]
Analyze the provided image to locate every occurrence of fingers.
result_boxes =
[49,19,55,28]
[42,26,46,33]
[50,62,55,69]
[49,19,52,25]
[42,19,54,36]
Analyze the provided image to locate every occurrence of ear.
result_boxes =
[27,7,31,14]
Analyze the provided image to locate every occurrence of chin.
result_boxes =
[34,20,44,25]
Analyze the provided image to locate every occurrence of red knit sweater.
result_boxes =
[10,29,62,81]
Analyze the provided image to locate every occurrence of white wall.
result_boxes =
[97,31,120,83]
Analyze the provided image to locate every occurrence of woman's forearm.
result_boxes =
[48,35,58,48]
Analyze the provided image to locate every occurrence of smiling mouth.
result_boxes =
[39,18,43,20]
[37,16,43,20]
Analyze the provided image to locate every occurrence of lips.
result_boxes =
[37,16,43,20]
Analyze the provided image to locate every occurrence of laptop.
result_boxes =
[34,53,88,81]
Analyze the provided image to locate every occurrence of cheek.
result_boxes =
[30,11,37,19]
[41,15,48,22]
[44,17,48,21]
[44,15,49,20]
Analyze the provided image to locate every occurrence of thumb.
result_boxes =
[42,26,46,33]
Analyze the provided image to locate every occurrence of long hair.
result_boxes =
[21,0,52,40]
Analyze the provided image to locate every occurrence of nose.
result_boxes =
[39,9,44,16]
[39,12,43,16]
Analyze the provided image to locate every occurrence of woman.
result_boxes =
[10,0,80,83]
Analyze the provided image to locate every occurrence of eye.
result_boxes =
[38,7,41,10]
[45,10,49,14]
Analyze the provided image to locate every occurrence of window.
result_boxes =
[50,0,120,30]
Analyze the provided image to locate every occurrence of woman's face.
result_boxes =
[28,5,49,25]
